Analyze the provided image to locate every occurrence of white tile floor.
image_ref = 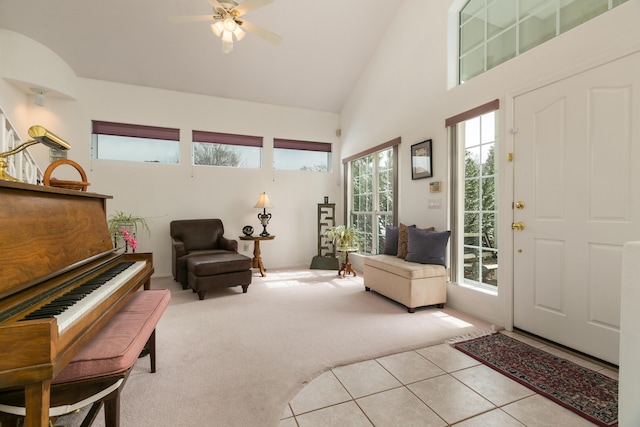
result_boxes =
[279,331,619,427]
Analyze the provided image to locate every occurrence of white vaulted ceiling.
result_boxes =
[0,0,405,113]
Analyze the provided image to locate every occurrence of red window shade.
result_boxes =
[92,120,179,141]
[274,139,331,152]
[192,130,263,147]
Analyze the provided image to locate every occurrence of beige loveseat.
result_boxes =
[363,255,446,313]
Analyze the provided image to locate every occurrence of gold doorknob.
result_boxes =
[515,201,525,209]
[512,222,525,231]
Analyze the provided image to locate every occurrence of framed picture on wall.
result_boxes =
[411,139,432,180]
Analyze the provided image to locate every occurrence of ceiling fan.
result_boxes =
[168,0,282,53]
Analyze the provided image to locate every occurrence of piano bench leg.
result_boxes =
[79,401,104,427]
[148,330,157,373]
[103,393,121,427]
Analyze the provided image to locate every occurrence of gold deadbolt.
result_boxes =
[512,222,525,231]
[515,201,525,210]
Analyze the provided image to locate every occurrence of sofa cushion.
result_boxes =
[405,228,451,266]
[383,226,399,255]
[188,253,252,276]
[365,255,445,280]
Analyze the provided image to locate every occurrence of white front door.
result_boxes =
[513,52,640,364]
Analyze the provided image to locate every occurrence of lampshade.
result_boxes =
[233,26,246,41]
[223,18,236,32]
[210,17,245,53]
[254,192,272,209]
[211,22,224,37]
[27,125,71,150]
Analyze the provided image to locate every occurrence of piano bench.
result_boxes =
[187,253,252,300]
[0,289,171,427]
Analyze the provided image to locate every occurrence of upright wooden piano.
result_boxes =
[0,180,154,427]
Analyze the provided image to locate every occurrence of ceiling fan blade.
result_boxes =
[239,19,281,45]
[232,0,274,17]
[167,14,215,24]
[206,0,227,14]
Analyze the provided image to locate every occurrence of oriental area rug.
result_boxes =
[451,332,618,427]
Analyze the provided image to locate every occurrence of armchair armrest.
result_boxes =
[218,236,238,252]
[171,238,186,281]
[171,238,187,259]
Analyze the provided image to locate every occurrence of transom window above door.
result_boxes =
[459,0,629,83]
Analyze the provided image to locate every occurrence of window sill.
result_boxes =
[450,281,498,296]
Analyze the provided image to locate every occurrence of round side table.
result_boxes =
[239,235,275,277]
[337,247,358,278]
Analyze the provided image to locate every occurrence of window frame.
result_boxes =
[343,138,399,255]
[91,120,180,164]
[458,0,629,84]
[192,130,263,168]
[447,100,499,289]
[273,138,332,172]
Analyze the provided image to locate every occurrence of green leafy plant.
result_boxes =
[324,225,360,251]
[107,211,150,237]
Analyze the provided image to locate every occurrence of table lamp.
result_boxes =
[254,192,272,237]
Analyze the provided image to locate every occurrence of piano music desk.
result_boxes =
[0,289,171,427]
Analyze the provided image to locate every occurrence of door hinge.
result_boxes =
[510,128,519,134]
[507,153,513,162]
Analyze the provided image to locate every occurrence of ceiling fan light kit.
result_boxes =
[169,0,281,54]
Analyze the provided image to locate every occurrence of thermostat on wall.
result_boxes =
[429,181,441,193]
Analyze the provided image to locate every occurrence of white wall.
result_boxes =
[0,32,343,278]
[3,1,640,322]
[340,0,640,327]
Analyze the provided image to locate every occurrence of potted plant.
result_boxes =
[324,225,360,251]
[107,211,150,236]
[107,211,150,252]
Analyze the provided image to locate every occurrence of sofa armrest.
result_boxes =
[218,236,238,252]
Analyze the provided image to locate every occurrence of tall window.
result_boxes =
[448,101,498,288]
[192,130,262,168]
[273,139,332,172]
[459,0,628,83]
[91,121,180,164]
[345,139,399,255]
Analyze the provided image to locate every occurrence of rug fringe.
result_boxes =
[445,328,497,345]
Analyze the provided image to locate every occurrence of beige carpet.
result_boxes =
[60,267,492,427]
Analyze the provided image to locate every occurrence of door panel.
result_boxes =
[513,52,640,364]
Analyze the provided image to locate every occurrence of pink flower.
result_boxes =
[118,229,137,252]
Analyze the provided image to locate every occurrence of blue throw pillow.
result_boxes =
[383,226,399,255]
[405,228,451,266]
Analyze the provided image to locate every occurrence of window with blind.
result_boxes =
[273,138,332,172]
[192,130,263,168]
[91,120,180,164]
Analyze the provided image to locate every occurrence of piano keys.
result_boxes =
[0,180,154,427]
[21,260,147,334]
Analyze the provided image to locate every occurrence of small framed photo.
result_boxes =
[411,139,432,180]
